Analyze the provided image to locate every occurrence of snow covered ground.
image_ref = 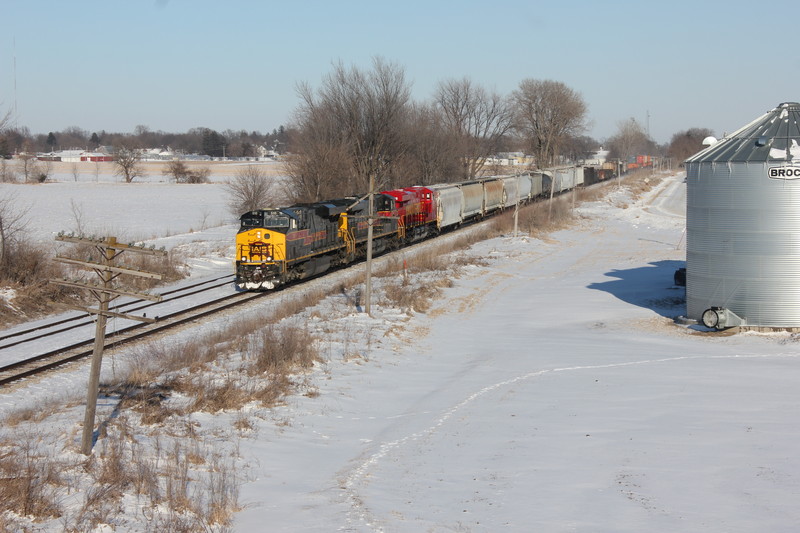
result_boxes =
[2,171,800,532]
[232,175,800,532]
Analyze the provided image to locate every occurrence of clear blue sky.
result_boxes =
[2,0,797,145]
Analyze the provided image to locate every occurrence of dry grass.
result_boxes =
[402,248,449,273]
[179,375,254,414]
[620,169,661,200]
[0,434,65,521]
[381,279,448,313]
[0,171,652,530]
[125,249,188,290]
[100,314,322,419]
[518,196,575,236]
[248,324,319,376]
[0,240,188,329]
[35,413,243,532]
[575,181,612,203]
[1,397,67,427]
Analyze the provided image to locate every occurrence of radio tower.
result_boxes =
[13,36,18,127]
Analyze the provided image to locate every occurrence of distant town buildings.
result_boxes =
[30,145,280,163]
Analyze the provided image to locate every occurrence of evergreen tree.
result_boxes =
[202,129,226,157]
[0,136,9,158]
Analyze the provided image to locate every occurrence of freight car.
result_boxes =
[234,171,558,290]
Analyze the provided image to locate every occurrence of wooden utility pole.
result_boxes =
[365,173,375,316]
[513,172,520,238]
[51,235,166,455]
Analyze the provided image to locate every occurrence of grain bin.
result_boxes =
[684,102,800,329]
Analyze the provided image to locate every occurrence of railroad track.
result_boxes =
[0,231,445,388]
[0,275,235,350]
[0,276,265,387]
[0,180,613,389]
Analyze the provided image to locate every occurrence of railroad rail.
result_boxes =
[0,275,235,350]
[0,177,614,389]
[0,276,262,387]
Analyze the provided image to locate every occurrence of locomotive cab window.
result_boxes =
[376,196,394,211]
[239,212,264,230]
[263,215,290,228]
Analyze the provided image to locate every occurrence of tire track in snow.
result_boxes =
[339,351,800,532]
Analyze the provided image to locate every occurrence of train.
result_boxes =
[234,167,598,290]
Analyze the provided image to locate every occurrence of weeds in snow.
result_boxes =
[0,171,664,530]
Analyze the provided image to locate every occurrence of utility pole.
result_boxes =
[51,235,166,455]
[365,173,375,316]
[513,172,520,238]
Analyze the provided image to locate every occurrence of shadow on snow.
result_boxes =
[588,259,686,319]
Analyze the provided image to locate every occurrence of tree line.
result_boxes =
[0,58,716,202]
[281,58,716,202]
[0,123,290,161]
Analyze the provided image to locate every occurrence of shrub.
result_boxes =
[163,160,211,184]
[248,324,319,376]
[0,436,64,520]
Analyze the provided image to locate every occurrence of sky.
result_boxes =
[2,0,799,145]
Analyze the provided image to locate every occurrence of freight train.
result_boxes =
[234,167,595,290]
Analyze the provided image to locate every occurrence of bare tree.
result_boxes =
[55,126,89,150]
[0,192,29,269]
[395,102,462,185]
[0,107,10,135]
[511,79,588,168]
[668,127,715,164]
[561,135,600,164]
[606,118,656,163]
[0,160,15,183]
[114,146,142,183]
[434,77,514,180]
[35,160,51,183]
[69,199,86,235]
[283,131,352,202]
[225,165,276,216]
[16,152,35,182]
[288,57,412,200]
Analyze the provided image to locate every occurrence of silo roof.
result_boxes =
[685,102,800,163]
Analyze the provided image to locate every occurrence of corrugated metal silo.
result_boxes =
[684,102,800,329]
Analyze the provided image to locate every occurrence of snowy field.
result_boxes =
[1,171,800,532]
[0,160,284,244]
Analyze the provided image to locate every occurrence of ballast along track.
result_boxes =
[0,227,454,388]
[0,275,235,350]
[0,177,613,389]
[0,278,267,387]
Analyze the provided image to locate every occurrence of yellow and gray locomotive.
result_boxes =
[235,197,397,290]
